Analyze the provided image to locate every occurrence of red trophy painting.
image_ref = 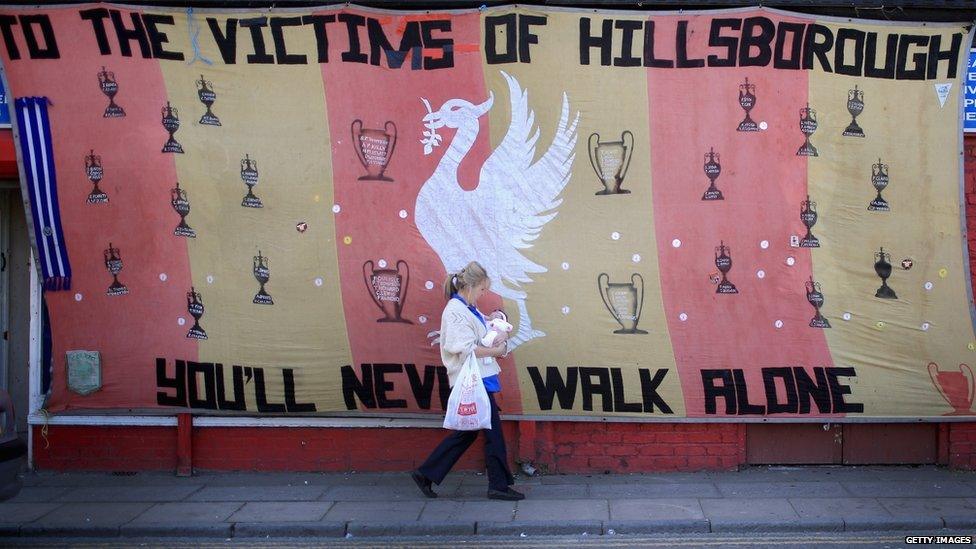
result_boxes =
[928,362,974,415]
[351,120,397,181]
[363,259,412,323]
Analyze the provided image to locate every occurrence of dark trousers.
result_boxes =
[418,392,514,491]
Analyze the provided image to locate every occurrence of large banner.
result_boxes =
[1,3,974,420]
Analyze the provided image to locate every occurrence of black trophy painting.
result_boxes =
[598,273,647,334]
[797,104,819,157]
[364,260,412,323]
[85,149,108,203]
[874,247,897,299]
[240,154,262,208]
[868,158,890,212]
[161,102,184,154]
[799,195,820,248]
[186,287,207,339]
[98,66,125,118]
[588,131,634,195]
[715,241,738,294]
[806,276,830,328]
[170,182,195,238]
[104,243,128,296]
[737,78,758,132]
[702,147,723,200]
[253,251,273,305]
[843,86,865,138]
[196,75,221,126]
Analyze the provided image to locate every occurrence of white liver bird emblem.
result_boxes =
[415,71,580,351]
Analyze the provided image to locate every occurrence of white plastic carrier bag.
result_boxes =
[443,352,492,431]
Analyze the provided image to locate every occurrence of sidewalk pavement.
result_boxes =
[0,466,974,539]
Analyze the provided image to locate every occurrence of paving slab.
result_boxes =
[609,498,705,521]
[879,497,976,517]
[346,521,475,536]
[233,521,346,538]
[788,497,891,520]
[589,482,720,499]
[843,516,944,531]
[127,502,244,524]
[23,502,153,532]
[419,500,516,522]
[605,518,710,534]
[34,473,195,487]
[323,484,457,501]
[119,523,232,537]
[700,498,799,523]
[193,473,341,487]
[716,481,847,498]
[515,499,609,521]
[226,502,333,523]
[841,481,974,498]
[189,486,325,502]
[453,483,584,500]
[0,502,61,524]
[55,485,202,503]
[476,520,602,536]
[3,487,72,503]
[324,501,425,522]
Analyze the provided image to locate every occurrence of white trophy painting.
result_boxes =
[416,71,580,352]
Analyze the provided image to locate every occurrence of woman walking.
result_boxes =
[411,261,525,501]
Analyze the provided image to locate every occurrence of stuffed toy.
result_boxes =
[481,310,513,347]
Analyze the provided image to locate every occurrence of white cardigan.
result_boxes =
[440,298,502,387]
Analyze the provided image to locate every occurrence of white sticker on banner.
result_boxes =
[935,82,952,108]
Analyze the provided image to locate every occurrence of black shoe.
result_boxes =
[411,470,437,498]
[487,487,525,501]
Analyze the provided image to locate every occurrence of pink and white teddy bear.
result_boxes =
[481,310,513,347]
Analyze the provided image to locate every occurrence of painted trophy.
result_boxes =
[98,66,125,118]
[797,104,818,157]
[352,120,397,181]
[171,182,195,238]
[196,75,221,126]
[868,158,890,212]
[588,131,634,195]
[186,287,207,339]
[715,241,738,294]
[737,77,758,132]
[928,362,974,415]
[598,273,647,334]
[874,247,897,299]
[161,102,184,154]
[253,251,273,305]
[843,86,865,138]
[363,260,412,323]
[85,149,108,203]
[104,243,128,296]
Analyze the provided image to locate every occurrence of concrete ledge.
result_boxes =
[606,519,710,534]
[20,524,120,537]
[943,516,976,529]
[709,518,844,533]
[233,521,346,538]
[120,523,232,538]
[346,521,475,537]
[0,524,20,537]
[843,517,945,531]
[476,520,603,536]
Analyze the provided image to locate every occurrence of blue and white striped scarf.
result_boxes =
[15,96,71,291]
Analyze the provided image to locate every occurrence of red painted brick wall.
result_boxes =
[33,426,177,471]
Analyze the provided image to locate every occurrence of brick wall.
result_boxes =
[33,426,177,471]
